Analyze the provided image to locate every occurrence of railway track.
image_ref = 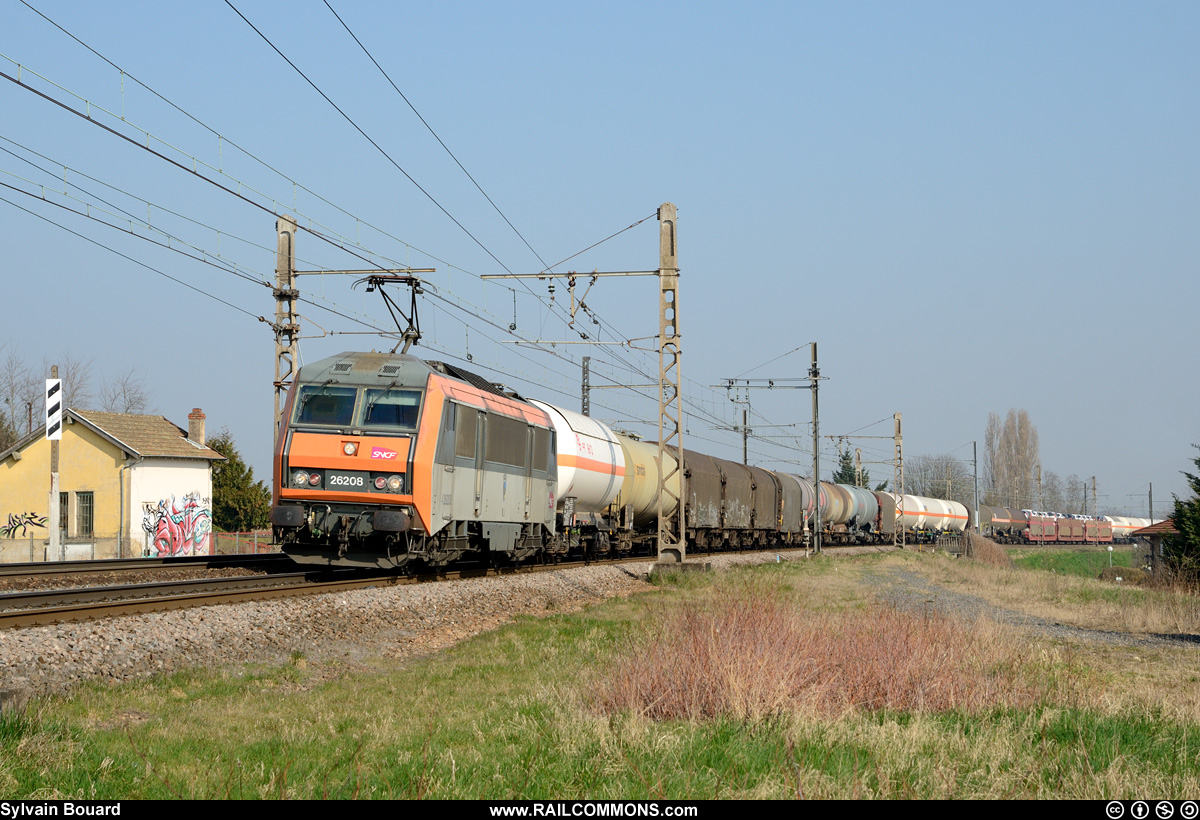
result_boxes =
[0,546,823,630]
[0,568,396,629]
[0,552,292,581]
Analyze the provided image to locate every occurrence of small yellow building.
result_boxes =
[0,408,223,561]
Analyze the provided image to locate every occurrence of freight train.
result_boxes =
[269,352,1144,569]
[978,507,1154,544]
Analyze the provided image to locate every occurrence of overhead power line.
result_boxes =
[223,0,513,274]
[321,0,553,273]
[0,194,260,320]
[9,7,760,452]
[13,0,476,280]
[4,12,708,418]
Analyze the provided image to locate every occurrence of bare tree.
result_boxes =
[0,347,150,444]
[48,352,96,411]
[0,343,33,446]
[99,366,152,414]
[1064,474,1087,515]
[1041,469,1065,512]
[906,453,975,507]
[982,408,1040,508]
[983,412,1001,505]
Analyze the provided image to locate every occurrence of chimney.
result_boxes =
[188,408,206,446]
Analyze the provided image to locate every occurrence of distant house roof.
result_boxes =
[0,408,225,462]
[1133,519,1178,538]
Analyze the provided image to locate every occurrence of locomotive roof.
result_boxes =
[295,351,523,401]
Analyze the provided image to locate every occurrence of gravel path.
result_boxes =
[865,564,1200,650]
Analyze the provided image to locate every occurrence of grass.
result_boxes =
[1011,546,1135,577]
[2,552,1200,798]
[945,542,1200,638]
[603,574,1044,721]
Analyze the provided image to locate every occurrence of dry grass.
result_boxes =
[929,550,1200,638]
[967,533,1013,568]
[601,575,1044,722]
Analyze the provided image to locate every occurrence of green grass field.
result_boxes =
[1,552,1197,799]
[1011,546,1135,577]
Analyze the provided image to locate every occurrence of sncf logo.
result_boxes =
[371,447,398,460]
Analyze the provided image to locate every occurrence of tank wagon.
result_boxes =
[271,352,1139,569]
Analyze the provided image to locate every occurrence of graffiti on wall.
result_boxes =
[0,511,48,539]
[141,493,212,557]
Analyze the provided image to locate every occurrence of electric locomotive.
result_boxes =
[271,352,558,569]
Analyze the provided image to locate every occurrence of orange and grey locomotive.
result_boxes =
[272,352,558,569]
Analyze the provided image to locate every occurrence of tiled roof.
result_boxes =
[1133,518,1177,537]
[71,409,224,461]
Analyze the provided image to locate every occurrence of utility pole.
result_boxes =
[273,216,299,448]
[656,203,685,563]
[1092,476,1097,515]
[973,441,979,532]
[1149,483,1154,521]
[811,344,822,554]
[855,447,863,488]
[1037,465,1042,510]
[894,413,904,549]
[741,406,749,465]
[581,356,590,416]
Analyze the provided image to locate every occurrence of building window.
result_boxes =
[76,492,93,537]
[59,492,68,534]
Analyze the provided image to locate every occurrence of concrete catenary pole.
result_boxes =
[581,356,591,417]
[894,413,904,549]
[274,215,299,449]
[810,343,821,554]
[973,441,980,532]
[655,203,685,563]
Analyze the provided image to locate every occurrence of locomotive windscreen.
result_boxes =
[362,388,421,430]
[295,385,357,426]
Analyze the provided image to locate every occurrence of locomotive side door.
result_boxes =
[432,401,484,529]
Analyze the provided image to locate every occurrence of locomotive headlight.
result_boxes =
[343,442,358,456]
[374,476,387,490]
[387,475,402,491]
[292,470,310,487]
[308,473,322,486]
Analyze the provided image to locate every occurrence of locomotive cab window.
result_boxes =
[294,385,358,427]
[359,388,422,430]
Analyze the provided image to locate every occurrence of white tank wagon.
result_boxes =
[532,401,625,515]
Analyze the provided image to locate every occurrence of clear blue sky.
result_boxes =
[2,0,1196,515]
